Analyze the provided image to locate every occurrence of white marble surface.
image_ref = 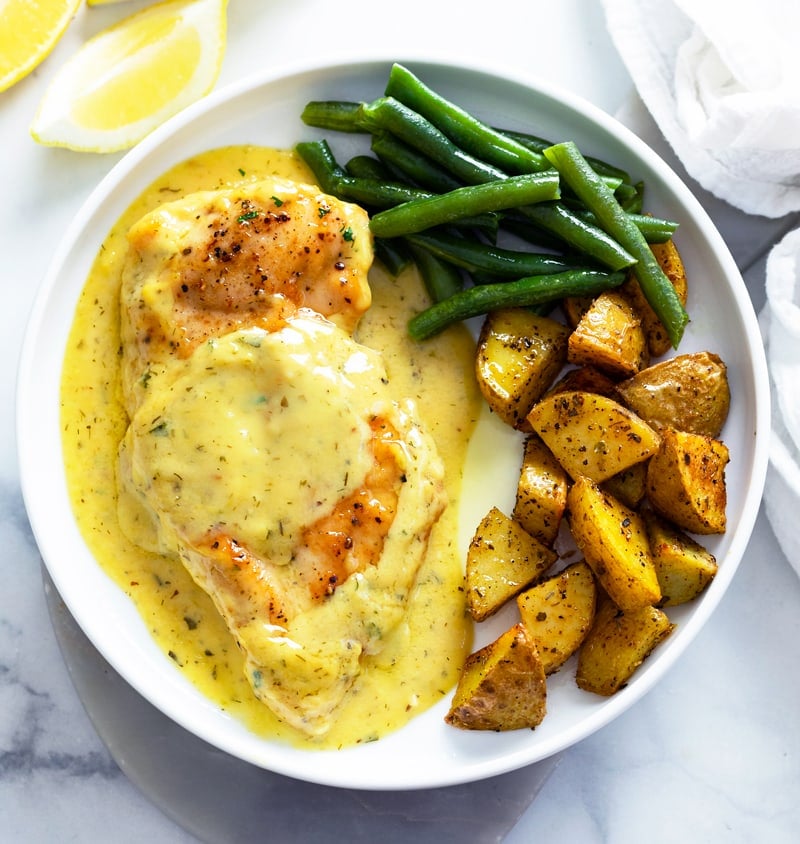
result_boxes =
[2,1,799,841]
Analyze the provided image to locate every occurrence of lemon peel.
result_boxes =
[0,0,82,93]
[31,0,228,153]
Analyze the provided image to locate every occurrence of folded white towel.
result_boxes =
[602,0,800,218]
[761,231,800,575]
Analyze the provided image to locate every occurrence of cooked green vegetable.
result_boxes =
[408,269,625,340]
[369,172,561,238]
[371,132,462,193]
[361,96,507,185]
[543,141,689,347]
[384,62,548,175]
[406,230,584,278]
[517,203,636,270]
[407,242,464,302]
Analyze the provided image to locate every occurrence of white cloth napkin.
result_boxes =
[602,0,800,218]
[602,0,800,576]
[761,231,800,575]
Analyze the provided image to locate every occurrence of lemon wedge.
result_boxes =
[0,0,82,93]
[31,0,228,152]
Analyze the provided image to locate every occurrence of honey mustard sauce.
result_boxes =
[60,145,482,748]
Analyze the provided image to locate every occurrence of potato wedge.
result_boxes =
[615,351,730,438]
[642,509,718,606]
[622,237,688,357]
[567,476,662,611]
[527,390,660,483]
[546,365,618,399]
[517,560,598,674]
[561,294,594,329]
[466,506,557,621]
[512,435,569,547]
[567,289,649,378]
[445,623,547,731]
[576,599,675,696]
[475,308,570,429]
[645,428,729,534]
[602,460,648,510]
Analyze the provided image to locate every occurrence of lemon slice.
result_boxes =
[31,0,228,153]
[0,0,82,93]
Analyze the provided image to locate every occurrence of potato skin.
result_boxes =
[527,390,660,483]
[445,623,547,731]
[645,428,729,534]
[567,290,649,378]
[513,436,569,547]
[517,560,598,675]
[642,509,718,606]
[576,599,675,696]
[475,308,570,430]
[567,476,662,611]
[602,461,648,510]
[466,506,557,622]
[546,365,619,399]
[616,351,730,438]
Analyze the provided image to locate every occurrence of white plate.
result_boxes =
[17,58,769,790]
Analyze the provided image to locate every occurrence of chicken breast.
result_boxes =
[119,177,373,416]
[116,180,447,735]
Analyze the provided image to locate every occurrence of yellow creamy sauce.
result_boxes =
[60,145,481,748]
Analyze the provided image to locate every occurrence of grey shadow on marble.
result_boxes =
[43,570,560,844]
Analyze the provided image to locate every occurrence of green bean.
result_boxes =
[345,154,391,181]
[544,141,688,347]
[371,132,462,193]
[615,180,644,213]
[566,206,679,243]
[408,270,626,340]
[295,138,347,194]
[374,238,413,276]
[385,63,549,175]
[370,172,561,238]
[359,96,507,185]
[406,231,585,278]
[500,127,632,183]
[301,100,367,133]
[407,242,464,302]
[296,139,431,207]
[517,203,636,270]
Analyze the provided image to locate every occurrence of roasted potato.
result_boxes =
[601,460,648,509]
[445,623,547,731]
[561,294,594,329]
[622,237,688,357]
[576,598,675,696]
[645,428,729,534]
[615,351,730,437]
[567,476,662,611]
[527,390,661,483]
[545,365,618,399]
[466,506,557,622]
[517,560,598,675]
[512,435,569,547]
[642,509,718,606]
[475,308,570,429]
[567,289,649,378]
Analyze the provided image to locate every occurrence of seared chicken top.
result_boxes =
[119,177,373,415]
